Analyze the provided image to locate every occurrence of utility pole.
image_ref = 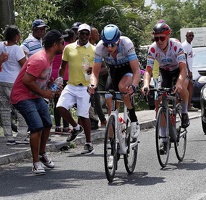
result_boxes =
[0,0,15,34]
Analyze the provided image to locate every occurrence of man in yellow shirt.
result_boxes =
[57,24,95,155]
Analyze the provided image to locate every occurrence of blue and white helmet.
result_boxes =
[101,24,121,43]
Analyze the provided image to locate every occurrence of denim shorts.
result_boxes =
[13,98,52,133]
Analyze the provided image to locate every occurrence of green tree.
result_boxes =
[14,0,62,40]
[0,0,15,38]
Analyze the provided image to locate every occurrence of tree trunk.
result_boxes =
[0,0,15,34]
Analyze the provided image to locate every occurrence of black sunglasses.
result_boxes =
[188,34,194,37]
[154,36,167,42]
[103,42,118,47]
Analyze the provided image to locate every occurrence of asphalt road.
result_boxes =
[1,117,206,200]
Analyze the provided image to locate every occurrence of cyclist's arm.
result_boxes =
[143,66,153,91]
[175,62,187,92]
[90,62,101,88]
[130,59,141,87]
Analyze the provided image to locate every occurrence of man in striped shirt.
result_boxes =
[21,19,48,58]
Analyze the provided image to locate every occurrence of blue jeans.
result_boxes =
[13,98,52,133]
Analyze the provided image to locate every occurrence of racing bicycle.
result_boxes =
[152,87,187,168]
[97,90,139,182]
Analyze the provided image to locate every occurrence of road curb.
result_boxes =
[0,114,201,165]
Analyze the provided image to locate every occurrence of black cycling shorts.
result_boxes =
[160,68,180,88]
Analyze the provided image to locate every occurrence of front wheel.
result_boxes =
[156,107,170,168]
[104,115,117,182]
[124,118,138,174]
[174,104,187,161]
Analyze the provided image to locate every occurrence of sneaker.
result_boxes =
[181,113,190,128]
[159,142,168,155]
[130,122,140,138]
[15,138,29,145]
[32,162,46,175]
[55,127,62,134]
[6,139,16,145]
[66,126,84,142]
[108,155,114,169]
[62,127,72,135]
[81,144,95,155]
[39,153,55,168]
[188,106,198,112]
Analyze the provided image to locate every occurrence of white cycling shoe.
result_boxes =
[130,122,140,139]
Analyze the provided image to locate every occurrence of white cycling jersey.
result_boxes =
[147,38,186,71]
[94,36,138,67]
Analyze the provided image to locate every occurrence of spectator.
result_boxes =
[71,22,82,40]
[51,29,76,134]
[89,27,107,128]
[57,23,95,155]
[0,25,28,145]
[182,31,198,111]
[21,19,48,58]
[10,30,66,175]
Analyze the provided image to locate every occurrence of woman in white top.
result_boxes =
[0,25,28,145]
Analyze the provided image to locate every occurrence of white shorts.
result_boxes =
[56,84,91,118]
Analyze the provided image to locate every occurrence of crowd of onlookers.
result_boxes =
[0,19,110,174]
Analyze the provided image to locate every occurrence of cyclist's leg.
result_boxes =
[118,74,139,139]
[171,69,190,128]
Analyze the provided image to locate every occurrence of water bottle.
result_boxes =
[119,117,126,138]
[51,77,63,91]
[82,57,91,81]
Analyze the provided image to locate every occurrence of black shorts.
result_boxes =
[107,62,132,91]
[160,68,180,88]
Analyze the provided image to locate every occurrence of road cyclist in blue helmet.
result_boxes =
[88,24,141,141]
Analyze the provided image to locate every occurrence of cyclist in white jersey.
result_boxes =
[88,24,141,140]
[142,22,190,129]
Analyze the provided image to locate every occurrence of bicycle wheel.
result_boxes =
[174,104,187,161]
[156,107,170,168]
[124,117,138,174]
[104,115,117,182]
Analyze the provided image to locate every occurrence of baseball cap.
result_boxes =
[32,19,48,28]
[43,29,68,43]
[78,23,91,32]
[71,22,82,30]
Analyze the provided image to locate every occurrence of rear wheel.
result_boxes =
[156,107,170,168]
[174,104,187,161]
[104,115,117,182]
[124,117,138,174]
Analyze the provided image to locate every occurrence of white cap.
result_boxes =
[78,23,91,32]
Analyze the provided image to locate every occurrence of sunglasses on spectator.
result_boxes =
[154,36,167,42]
[103,42,118,47]
[188,34,194,37]
[79,31,90,36]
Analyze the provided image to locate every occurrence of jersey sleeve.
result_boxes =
[94,41,103,63]
[146,44,155,69]
[121,37,137,61]
[173,40,186,64]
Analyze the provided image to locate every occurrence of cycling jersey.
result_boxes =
[94,36,138,90]
[147,38,186,71]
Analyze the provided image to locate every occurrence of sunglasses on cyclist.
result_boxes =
[154,36,167,42]
[103,42,118,47]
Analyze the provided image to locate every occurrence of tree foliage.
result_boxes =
[12,0,206,50]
